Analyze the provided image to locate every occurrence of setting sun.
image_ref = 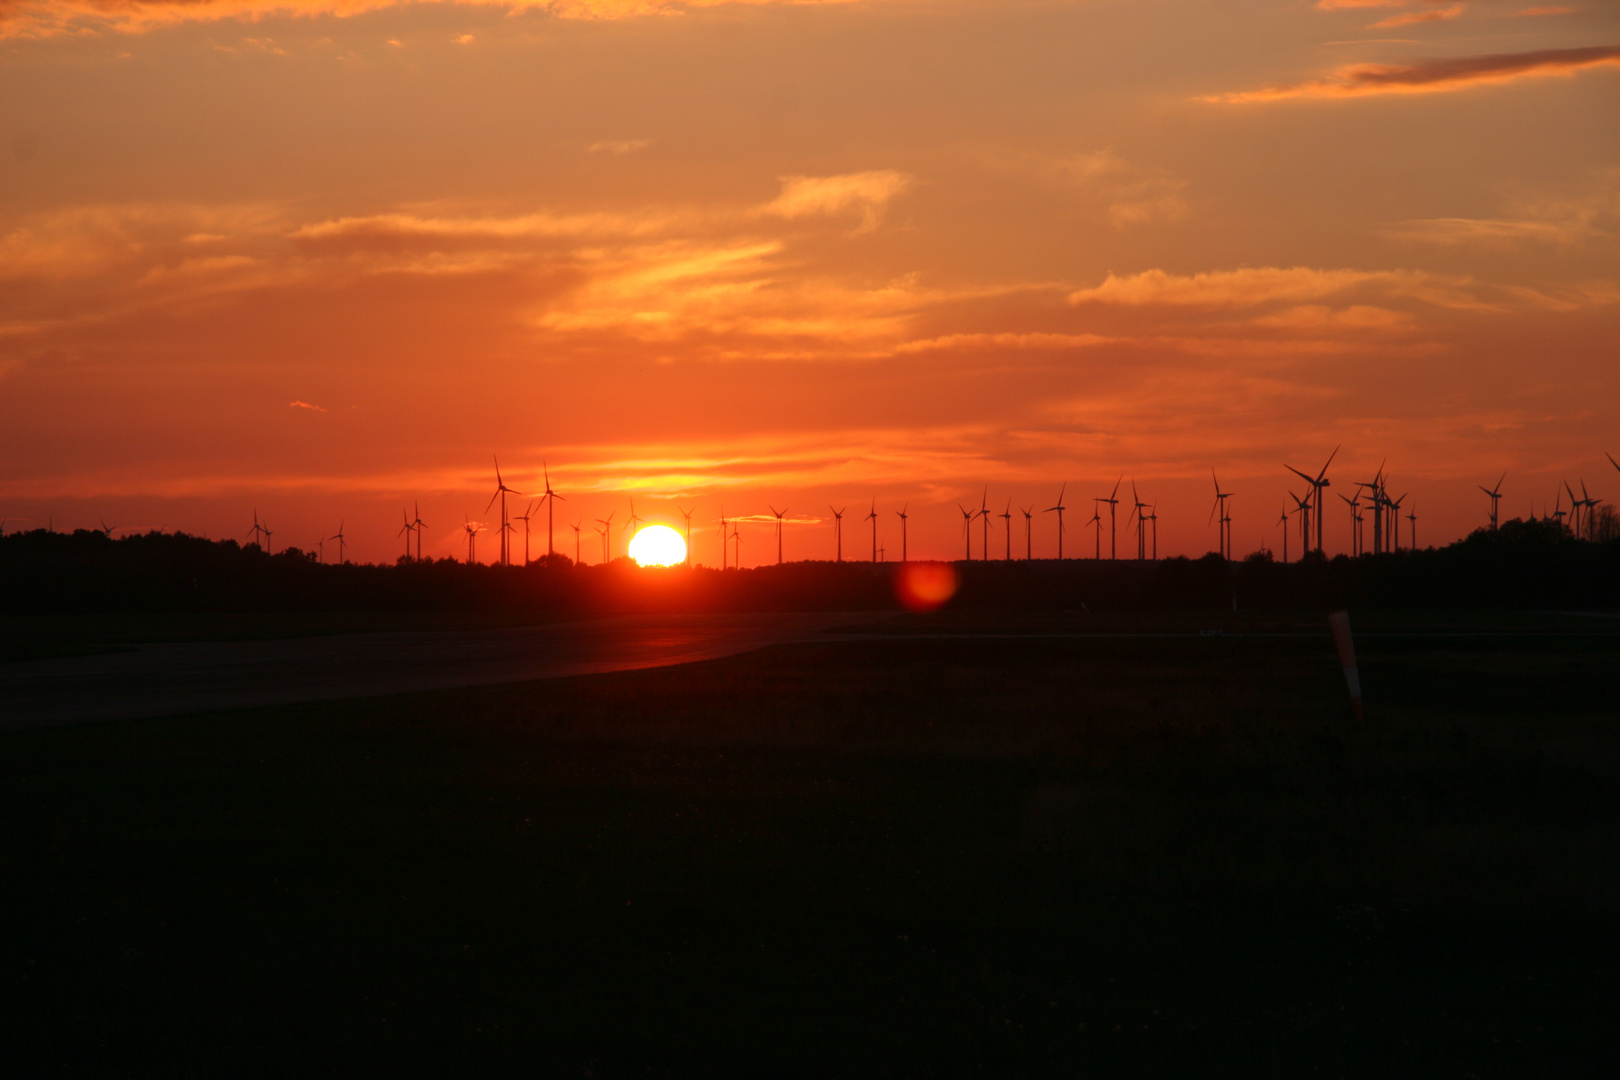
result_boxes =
[628,525,687,567]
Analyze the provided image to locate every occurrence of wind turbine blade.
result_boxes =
[1285,465,1315,484]
[1317,444,1340,481]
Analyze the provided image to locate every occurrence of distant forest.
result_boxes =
[2,519,1617,614]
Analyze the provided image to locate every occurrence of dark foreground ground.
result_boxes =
[3,612,1618,1077]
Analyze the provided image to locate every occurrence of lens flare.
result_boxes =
[894,561,959,612]
[628,524,687,567]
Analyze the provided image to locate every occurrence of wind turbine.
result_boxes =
[463,518,482,563]
[894,504,909,562]
[1406,504,1417,550]
[1128,482,1149,561]
[731,521,743,567]
[1338,492,1362,557]
[1097,477,1122,560]
[570,520,582,564]
[1356,462,1385,555]
[1000,501,1013,560]
[1021,506,1034,560]
[978,488,991,562]
[957,502,976,561]
[1565,481,1583,539]
[769,505,788,565]
[1385,492,1407,552]
[541,462,564,558]
[246,509,266,550]
[1577,480,1599,541]
[595,511,615,563]
[398,508,415,561]
[1609,451,1620,476]
[316,535,325,564]
[623,498,644,553]
[261,520,274,555]
[1087,504,1102,560]
[1552,486,1568,535]
[515,500,539,566]
[485,456,521,566]
[719,507,729,570]
[1289,490,1312,559]
[679,505,694,566]
[1044,482,1067,560]
[1148,504,1159,560]
[1210,469,1234,560]
[1480,473,1505,532]
[98,519,116,538]
[331,521,347,565]
[1277,506,1290,564]
[412,502,427,560]
[1284,445,1337,554]
[865,501,878,563]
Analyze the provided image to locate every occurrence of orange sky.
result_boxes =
[2,0,1617,564]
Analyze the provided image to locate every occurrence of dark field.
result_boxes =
[4,616,1618,1077]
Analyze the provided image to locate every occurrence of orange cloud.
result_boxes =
[1373,3,1464,29]
[0,0,870,38]
[1067,266,1484,310]
[1204,46,1620,103]
[762,171,913,232]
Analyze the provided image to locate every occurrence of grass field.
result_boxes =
[3,614,1617,1077]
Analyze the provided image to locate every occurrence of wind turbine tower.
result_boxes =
[769,505,788,565]
[541,463,564,557]
[1044,482,1067,560]
[894,504,909,562]
[1480,473,1505,532]
[1098,477,1122,560]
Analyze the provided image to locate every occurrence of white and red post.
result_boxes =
[1328,610,1362,720]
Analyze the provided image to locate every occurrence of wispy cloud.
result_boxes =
[289,400,327,412]
[1203,46,1620,103]
[1382,173,1618,246]
[0,0,874,39]
[1034,150,1188,229]
[588,139,651,155]
[762,171,913,232]
[1067,266,1484,310]
[1372,4,1464,29]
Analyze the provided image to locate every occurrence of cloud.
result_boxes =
[588,139,651,156]
[1030,150,1188,229]
[762,171,912,232]
[1067,266,1483,310]
[1203,46,1620,103]
[289,400,327,412]
[0,0,872,39]
[1373,3,1464,28]
[1517,5,1575,15]
[894,332,1115,353]
[1383,174,1619,246]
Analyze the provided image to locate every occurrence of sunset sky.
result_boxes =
[2,0,1616,564]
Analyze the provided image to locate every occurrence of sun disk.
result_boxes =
[628,524,687,566]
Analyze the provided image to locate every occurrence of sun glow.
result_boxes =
[628,524,687,567]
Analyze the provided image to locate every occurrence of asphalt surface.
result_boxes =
[0,613,868,728]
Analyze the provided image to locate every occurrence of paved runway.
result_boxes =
[0,613,867,728]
